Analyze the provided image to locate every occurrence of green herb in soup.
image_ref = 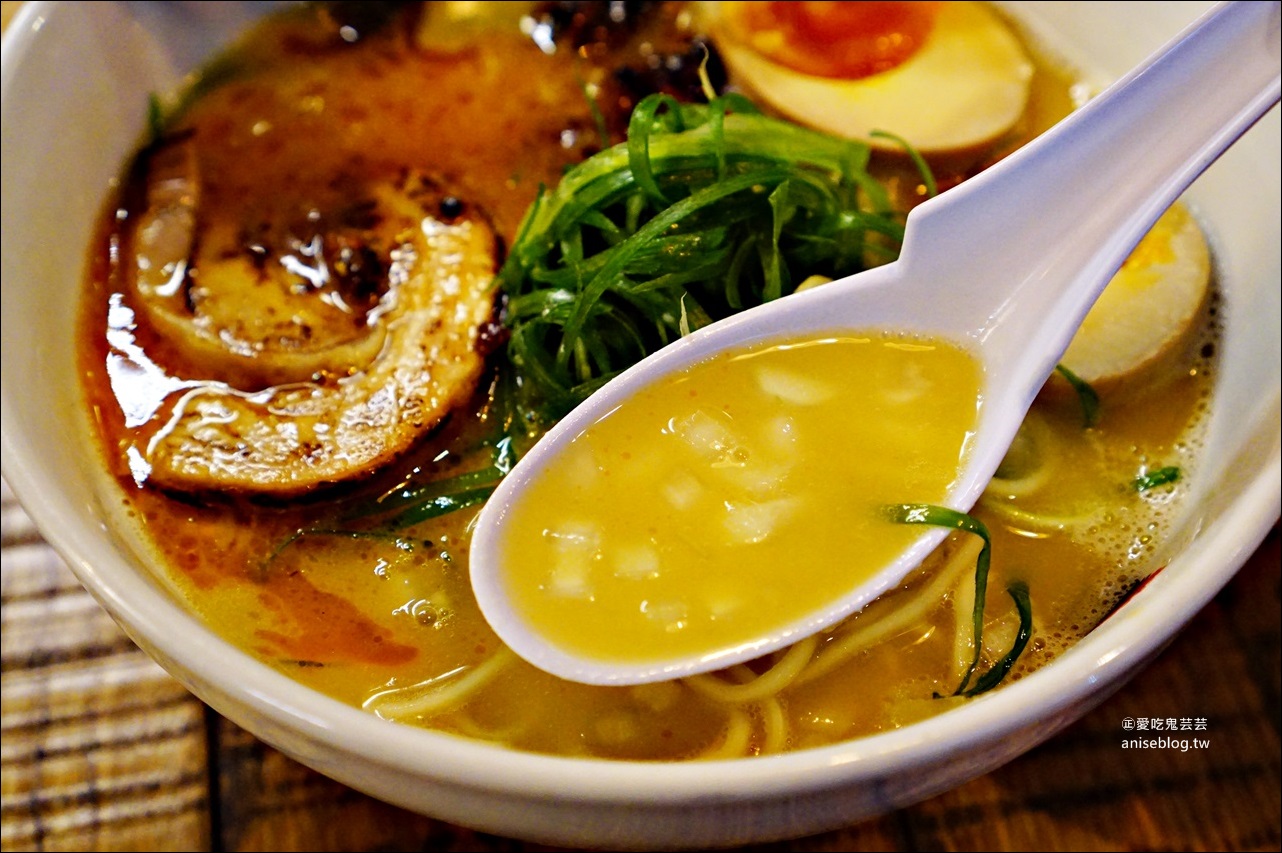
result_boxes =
[78,1,1216,760]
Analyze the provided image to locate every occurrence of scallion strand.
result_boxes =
[882,503,1034,698]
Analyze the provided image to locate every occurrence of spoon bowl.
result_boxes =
[471,0,1281,686]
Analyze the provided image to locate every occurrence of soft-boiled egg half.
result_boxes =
[1058,200,1212,393]
[707,1,1035,155]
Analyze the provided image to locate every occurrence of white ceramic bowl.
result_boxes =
[2,2,1278,848]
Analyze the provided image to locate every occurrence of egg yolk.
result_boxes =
[727,1,944,79]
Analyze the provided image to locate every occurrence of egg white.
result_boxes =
[1060,200,1212,391]
[710,1,1035,155]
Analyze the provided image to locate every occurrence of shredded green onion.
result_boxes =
[578,76,611,151]
[883,503,1033,697]
[146,94,166,144]
[343,436,517,524]
[958,581,1032,697]
[499,92,931,421]
[1055,363,1101,427]
[1133,465,1181,491]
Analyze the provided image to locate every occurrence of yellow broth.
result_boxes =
[497,335,981,665]
[77,3,1216,759]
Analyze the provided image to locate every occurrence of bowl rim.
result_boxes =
[2,0,1279,811]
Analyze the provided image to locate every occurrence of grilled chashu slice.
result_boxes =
[126,149,498,497]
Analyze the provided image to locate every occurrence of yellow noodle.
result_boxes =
[988,467,1054,498]
[982,612,1020,663]
[755,697,789,755]
[683,635,819,704]
[950,556,977,684]
[980,412,1105,529]
[977,496,1101,531]
[447,707,531,745]
[363,648,515,720]
[987,411,1057,498]
[723,664,761,684]
[694,708,754,760]
[797,536,982,685]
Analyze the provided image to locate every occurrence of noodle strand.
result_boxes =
[363,648,515,720]
[684,635,818,703]
[798,535,982,685]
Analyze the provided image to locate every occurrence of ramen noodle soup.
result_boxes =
[78,2,1216,760]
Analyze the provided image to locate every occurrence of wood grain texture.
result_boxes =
[2,482,212,852]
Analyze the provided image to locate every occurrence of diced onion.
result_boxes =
[756,365,835,405]
[722,497,798,545]
[662,470,706,511]
[672,409,749,468]
[614,542,661,580]
[548,560,592,598]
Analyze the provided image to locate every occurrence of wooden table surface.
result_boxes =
[2,3,1279,851]
[3,475,1278,852]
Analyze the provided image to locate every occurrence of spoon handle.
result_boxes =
[900,0,1281,405]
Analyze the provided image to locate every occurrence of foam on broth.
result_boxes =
[76,2,1216,759]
